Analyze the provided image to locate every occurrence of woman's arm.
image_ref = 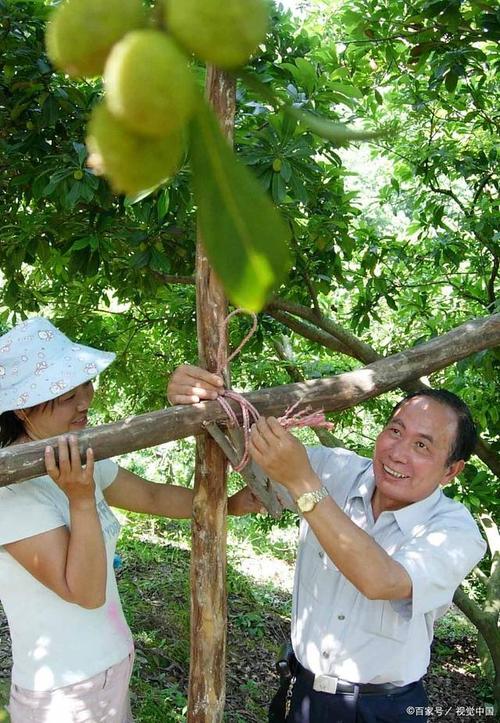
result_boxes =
[104,466,262,517]
[104,466,193,517]
[4,436,107,609]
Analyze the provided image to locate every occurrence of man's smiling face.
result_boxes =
[372,395,464,512]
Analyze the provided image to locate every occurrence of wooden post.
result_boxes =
[187,67,236,722]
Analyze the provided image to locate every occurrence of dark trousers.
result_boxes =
[269,667,428,723]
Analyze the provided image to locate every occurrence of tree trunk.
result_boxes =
[187,66,236,723]
[453,585,500,705]
[1,312,499,486]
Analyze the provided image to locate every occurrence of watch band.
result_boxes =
[296,485,329,513]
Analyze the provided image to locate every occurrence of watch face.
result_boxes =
[298,494,315,513]
[297,487,328,513]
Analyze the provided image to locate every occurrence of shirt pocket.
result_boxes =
[299,538,340,602]
[359,598,410,643]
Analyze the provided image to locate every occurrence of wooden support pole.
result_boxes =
[1,312,499,486]
[187,66,236,722]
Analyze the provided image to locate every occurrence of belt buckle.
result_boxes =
[313,674,338,694]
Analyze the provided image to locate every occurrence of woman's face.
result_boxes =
[20,381,95,440]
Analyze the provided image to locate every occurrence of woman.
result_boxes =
[0,317,258,722]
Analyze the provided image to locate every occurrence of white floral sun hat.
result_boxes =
[0,317,115,414]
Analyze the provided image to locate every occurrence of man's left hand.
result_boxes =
[249,417,318,498]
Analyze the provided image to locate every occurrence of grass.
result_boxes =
[0,681,8,723]
[115,511,292,721]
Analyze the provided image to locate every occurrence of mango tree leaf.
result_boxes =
[189,102,291,312]
[157,188,170,221]
[294,57,318,94]
[328,82,364,99]
[445,70,459,93]
[239,70,382,146]
[124,186,159,205]
[287,107,384,145]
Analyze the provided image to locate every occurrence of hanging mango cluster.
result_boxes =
[45,0,269,196]
[45,0,382,312]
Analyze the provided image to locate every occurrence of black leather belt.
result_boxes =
[297,663,419,696]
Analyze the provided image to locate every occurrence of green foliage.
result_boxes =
[1,0,498,499]
[0,0,498,715]
[0,680,9,723]
[434,607,476,643]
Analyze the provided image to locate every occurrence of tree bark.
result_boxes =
[267,297,380,362]
[453,583,500,705]
[187,67,235,723]
[475,437,500,479]
[1,312,498,486]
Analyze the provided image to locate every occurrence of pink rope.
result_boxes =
[215,311,333,472]
[216,309,258,374]
[278,400,335,432]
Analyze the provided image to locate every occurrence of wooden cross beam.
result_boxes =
[1,312,498,487]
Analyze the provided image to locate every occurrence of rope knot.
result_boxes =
[214,310,333,472]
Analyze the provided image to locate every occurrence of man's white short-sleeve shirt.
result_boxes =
[0,459,134,691]
[292,447,486,686]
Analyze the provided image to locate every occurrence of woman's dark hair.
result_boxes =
[388,389,478,464]
[0,399,56,447]
[0,411,25,447]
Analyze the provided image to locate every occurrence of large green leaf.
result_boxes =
[287,107,384,144]
[189,102,291,311]
[240,70,383,145]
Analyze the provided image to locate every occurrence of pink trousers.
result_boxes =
[9,652,135,723]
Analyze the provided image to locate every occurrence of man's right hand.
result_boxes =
[167,364,224,405]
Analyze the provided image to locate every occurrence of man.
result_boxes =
[168,366,486,723]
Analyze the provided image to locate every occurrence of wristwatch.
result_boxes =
[296,485,329,514]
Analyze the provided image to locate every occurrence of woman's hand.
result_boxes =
[249,417,318,498]
[39,435,106,608]
[167,364,224,405]
[45,435,95,508]
[228,485,265,516]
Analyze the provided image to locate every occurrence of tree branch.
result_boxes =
[267,298,379,363]
[470,565,489,586]
[1,312,498,486]
[268,298,500,477]
[487,255,499,310]
[428,181,468,215]
[266,308,351,355]
[289,227,322,317]
[475,438,500,479]
[453,585,496,642]
[472,173,495,209]
[479,515,500,564]
[153,272,196,285]
[272,335,345,449]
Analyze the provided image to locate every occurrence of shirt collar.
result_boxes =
[347,462,443,533]
[391,487,442,533]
